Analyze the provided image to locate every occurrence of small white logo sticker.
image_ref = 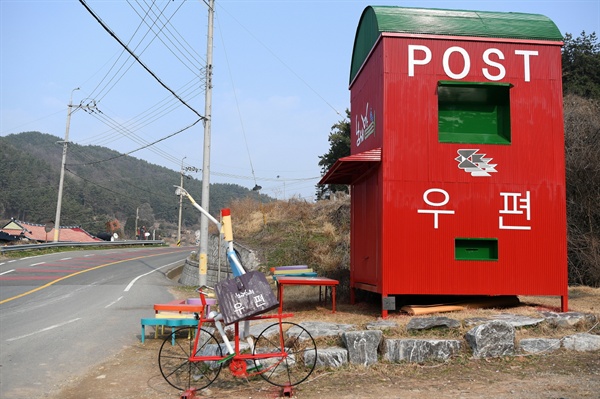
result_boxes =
[455,149,497,177]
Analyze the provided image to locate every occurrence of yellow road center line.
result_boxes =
[0,249,183,305]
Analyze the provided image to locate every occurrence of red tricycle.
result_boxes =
[158,187,317,393]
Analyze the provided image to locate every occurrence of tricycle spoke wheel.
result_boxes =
[253,322,317,387]
[158,327,223,391]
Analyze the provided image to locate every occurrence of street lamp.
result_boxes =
[177,156,187,245]
[53,87,80,242]
[277,175,286,200]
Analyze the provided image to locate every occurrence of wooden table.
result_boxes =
[274,276,340,313]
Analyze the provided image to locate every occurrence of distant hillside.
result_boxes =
[0,131,271,240]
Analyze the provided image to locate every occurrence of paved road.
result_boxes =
[0,246,194,399]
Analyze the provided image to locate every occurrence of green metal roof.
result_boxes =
[350,6,563,84]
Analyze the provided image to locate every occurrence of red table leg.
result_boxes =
[332,286,336,313]
[278,284,284,313]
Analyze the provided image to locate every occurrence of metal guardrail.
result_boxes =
[0,240,165,254]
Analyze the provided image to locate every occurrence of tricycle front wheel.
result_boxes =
[158,327,223,391]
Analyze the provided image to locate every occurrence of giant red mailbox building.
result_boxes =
[320,6,568,317]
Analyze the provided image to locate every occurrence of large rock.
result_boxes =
[562,333,600,351]
[487,314,545,328]
[366,320,399,330]
[305,347,348,368]
[406,316,461,331]
[465,320,515,358]
[465,314,545,328]
[464,317,492,327]
[296,321,356,339]
[383,339,462,363]
[519,338,561,354]
[539,311,597,328]
[342,330,382,366]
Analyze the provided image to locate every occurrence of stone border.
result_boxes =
[295,313,599,368]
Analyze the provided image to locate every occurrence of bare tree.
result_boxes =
[564,94,600,286]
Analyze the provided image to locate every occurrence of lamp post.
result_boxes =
[177,156,187,245]
[277,175,286,200]
[53,87,79,242]
[135,207,139,240]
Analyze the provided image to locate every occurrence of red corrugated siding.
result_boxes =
[350,38,385,294]
[351,40,385,154]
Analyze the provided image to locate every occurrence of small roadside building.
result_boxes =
[320,6,568,317]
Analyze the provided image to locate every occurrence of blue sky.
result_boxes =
[1,1,599,201]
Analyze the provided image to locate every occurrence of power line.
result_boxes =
[128,0,206,73]
[215,15,260,190]
[69,80,203,168]
[86,1,171,102]
[78,78,200,146]
[73,1,323,198]
[68,117,202,166]
[216,2,342,117]
[65,167,139,201]
[79,0,206,121]
[65,2,207,174]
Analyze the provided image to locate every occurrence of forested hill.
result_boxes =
[0,131,270,239]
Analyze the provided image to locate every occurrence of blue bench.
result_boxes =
[141,317,198,345]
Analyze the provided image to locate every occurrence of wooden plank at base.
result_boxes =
[401,296,520,315]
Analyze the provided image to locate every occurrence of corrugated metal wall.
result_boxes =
[350,34,567,303]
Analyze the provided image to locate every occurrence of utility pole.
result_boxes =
[177,156,186,245]
[53,91,98,242]
[198,0,214,286]
[135,207,139,240]
[53,88,79,242]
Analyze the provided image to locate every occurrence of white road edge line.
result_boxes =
[6,318,82,342]
[0,269,15,276]
[30,262,46,267]
[124,259,183,292]
[105,296,124,308]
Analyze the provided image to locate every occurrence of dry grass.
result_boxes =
[228,196,350,281]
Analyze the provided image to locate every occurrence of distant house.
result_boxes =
[0,219,102,243]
